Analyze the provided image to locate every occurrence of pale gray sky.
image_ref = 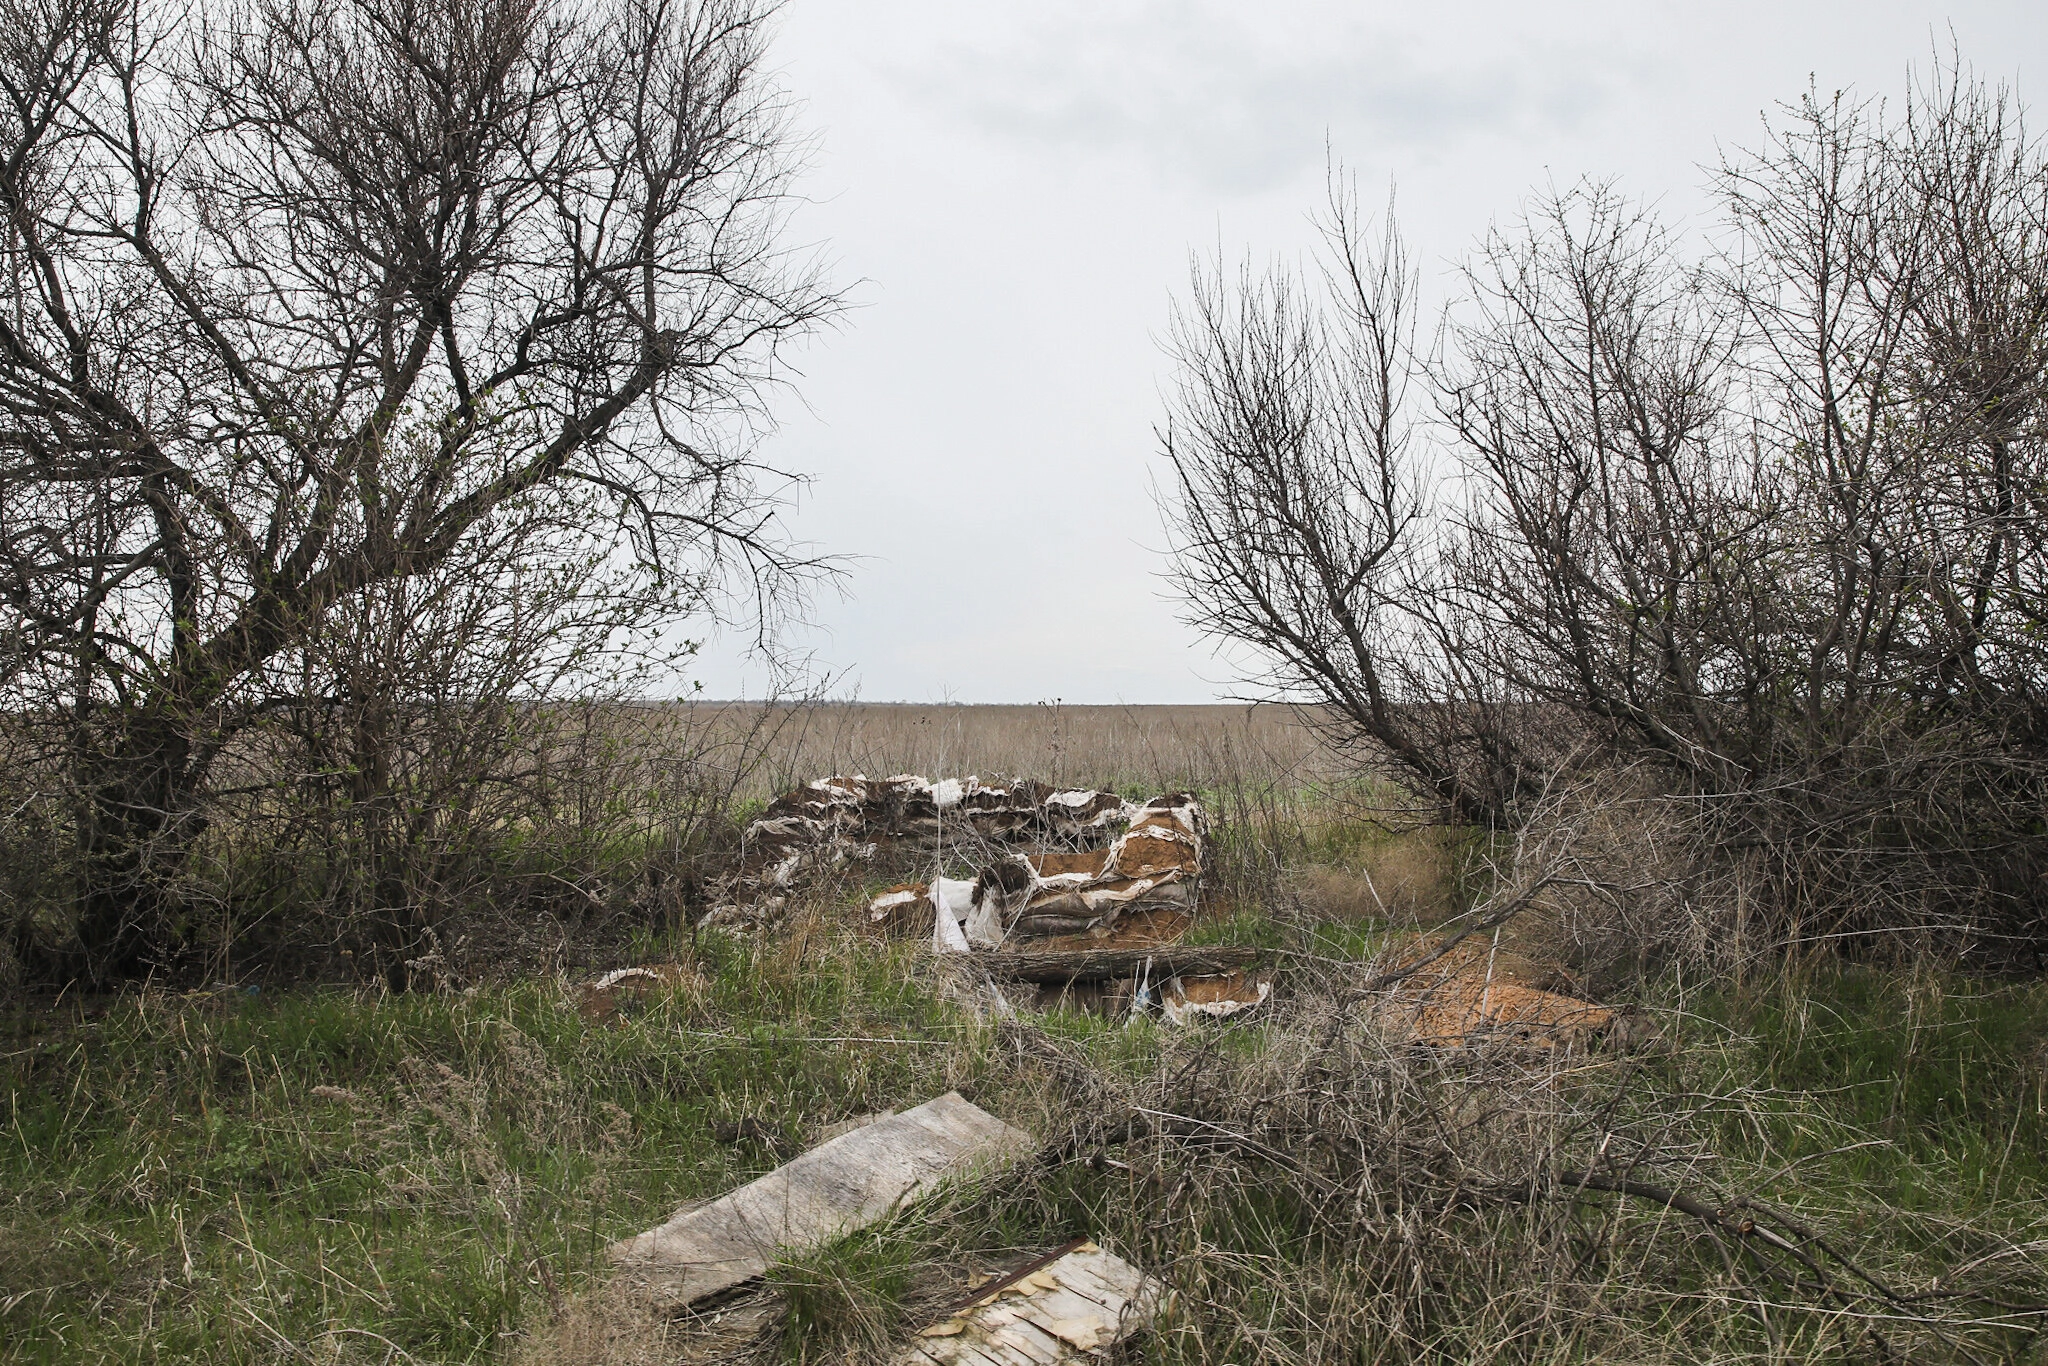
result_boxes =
[689,0,2045,703]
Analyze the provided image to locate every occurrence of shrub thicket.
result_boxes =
[1162,61,2048,963]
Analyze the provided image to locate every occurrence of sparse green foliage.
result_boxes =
[1,928,979,1363]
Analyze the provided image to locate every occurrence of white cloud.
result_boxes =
[681,0,2048,703]
[894,2,1628,192]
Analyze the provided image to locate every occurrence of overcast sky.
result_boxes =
[686,0,2046,704]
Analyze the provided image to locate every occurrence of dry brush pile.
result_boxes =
[979,998,2048,1365]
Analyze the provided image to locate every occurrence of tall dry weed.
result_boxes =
[968,991,2045,1364]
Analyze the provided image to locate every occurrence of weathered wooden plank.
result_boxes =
[967,1307,1068,1362]
[1050,1246,1150,1303]
[610,1092,1034,1311]
[956,1333,1040,1366]
[976,945,1262,984]
[1006,1281,1130,1349]
[897,1241,1161,1365]
[927,1339,1014,1366]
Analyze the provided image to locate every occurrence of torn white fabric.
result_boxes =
[931,879,975,954]
[868,888,923,921]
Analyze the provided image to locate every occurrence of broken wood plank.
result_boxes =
[609,1092,1034,1312]
[975,945,1262,984]
[897,1240,1162,1365]
[932,1239,1089,1318]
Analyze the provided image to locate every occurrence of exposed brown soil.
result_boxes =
[1167,969,1269,1008]
[1371,936,1612,1048]
[575,964,702,1023]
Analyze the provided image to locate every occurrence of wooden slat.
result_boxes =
[894,1242,1161,1365]
[976,945,1262,984]
[972,1308,1068,1359]
[929,1338,1016,1366]
[929,1239,1087,1320]
[610,1092,1034,1311]
[1031,1255,1129,1308]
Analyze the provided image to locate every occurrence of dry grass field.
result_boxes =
[634,700,1346,804]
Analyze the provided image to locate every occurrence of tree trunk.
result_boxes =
[71,708,203,986]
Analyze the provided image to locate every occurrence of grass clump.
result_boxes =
[772,1223,924,1363]
[1690,966,2048,1210]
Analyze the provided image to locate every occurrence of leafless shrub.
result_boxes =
[1161,57,2048,963]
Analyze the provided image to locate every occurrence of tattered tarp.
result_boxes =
[609,1092,1034,1311]
[873,793,1209,950]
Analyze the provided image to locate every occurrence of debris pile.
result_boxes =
[706,774,1139,924]
[872,793,1208,950]
[688,772,1262,1027]
[678,766,1634,1044]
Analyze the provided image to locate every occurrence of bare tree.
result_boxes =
[0,0,837,982]
[1161,61,2048,956]
[1160,183,1525,826]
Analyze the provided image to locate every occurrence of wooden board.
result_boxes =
[896,1241,1161,1364]
[609,1092,1035,1311]
[976,945,1262,984]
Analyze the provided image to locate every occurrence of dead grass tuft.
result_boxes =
[967,988,2046,1363]
[513,1281,787,1366]
[1287,828,1457,928]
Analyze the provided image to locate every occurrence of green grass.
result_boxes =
[10,892,2048,1363]
[1688,964,2048,1212]
[0,929,989,1364]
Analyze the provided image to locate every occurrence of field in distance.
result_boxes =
[637,700,1345,803]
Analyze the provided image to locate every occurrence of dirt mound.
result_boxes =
[1371,937,1613,1049]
